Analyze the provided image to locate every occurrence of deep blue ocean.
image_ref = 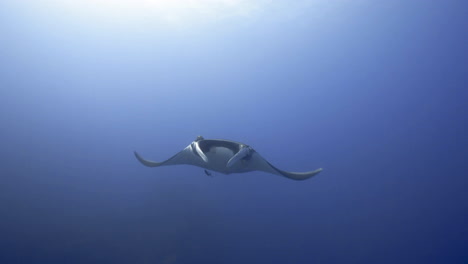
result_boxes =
[1,1,467,263]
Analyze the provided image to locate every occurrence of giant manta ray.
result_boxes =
[134,136,323,181]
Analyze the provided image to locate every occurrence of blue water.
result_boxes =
[1,1,467,263]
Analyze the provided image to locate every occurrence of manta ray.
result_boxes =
[134,136,323,181]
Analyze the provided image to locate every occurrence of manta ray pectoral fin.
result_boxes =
[134,145,205,168]
[273,167,323,181]
[226,146,250,168]
[249,152,323,181]
[134,151,164,167]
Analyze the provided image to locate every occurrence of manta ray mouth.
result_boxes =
[197,140,242,154]
[206,147,235,161]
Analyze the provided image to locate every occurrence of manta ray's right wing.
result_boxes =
[134,151,166,167]
[134,145,205,168]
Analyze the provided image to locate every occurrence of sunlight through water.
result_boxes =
[55,0,269,27]
[12,0,365,31]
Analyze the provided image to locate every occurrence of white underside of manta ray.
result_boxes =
[134,136,323,181]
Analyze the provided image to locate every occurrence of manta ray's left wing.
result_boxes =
[268,166,323,181]
[134,145,205,168]
[248,152,323,181]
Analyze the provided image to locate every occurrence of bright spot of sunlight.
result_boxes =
[55,0,268,27]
